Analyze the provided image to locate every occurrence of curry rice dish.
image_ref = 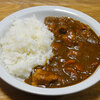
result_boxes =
[0,15,99,88]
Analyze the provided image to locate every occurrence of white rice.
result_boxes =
[0,16,54,78]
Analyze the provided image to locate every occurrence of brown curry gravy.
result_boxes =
[25,17,100,88]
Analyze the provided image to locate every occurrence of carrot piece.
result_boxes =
[92,62,99,66]
[65,60,75,65]
[65,67,77,75]
[75,64,83,72]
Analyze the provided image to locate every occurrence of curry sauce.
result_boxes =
[25,17,100,88]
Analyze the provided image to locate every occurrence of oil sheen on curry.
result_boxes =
[25,17,100,88]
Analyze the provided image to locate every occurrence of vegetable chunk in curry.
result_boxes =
[25,17,100,88]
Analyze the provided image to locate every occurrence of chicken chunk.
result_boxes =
[32,69,61,86]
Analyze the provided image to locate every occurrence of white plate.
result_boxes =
[0,6,100,96]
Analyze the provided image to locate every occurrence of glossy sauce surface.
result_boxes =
[25,17,100,88]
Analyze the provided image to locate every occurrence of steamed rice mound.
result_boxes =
[0,16,54,78]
